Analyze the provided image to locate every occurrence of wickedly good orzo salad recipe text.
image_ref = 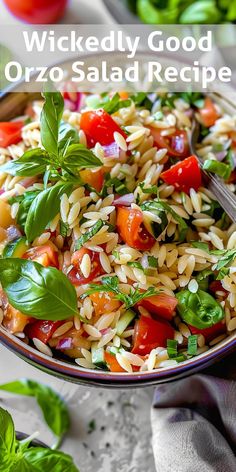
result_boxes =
[0,88,236,373]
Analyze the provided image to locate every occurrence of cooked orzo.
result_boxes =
[0,89,236,373]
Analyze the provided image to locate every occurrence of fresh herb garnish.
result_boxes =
[187,335,198,356]
[25,183,72,242]
[0,406,79,471]
[102,93,131,114]
[60,220,70,238]
[138,182,158,195]
[0,258,78,320]
[75,220,104,250]
[0,379,70,449]
[131,92,153,110]
[84,276,158,309]
[9,190,40,231]
[147,256,158,268]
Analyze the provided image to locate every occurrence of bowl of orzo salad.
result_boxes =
[0,83,236,387]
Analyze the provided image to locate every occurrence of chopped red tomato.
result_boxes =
[150,128,189,158]
[23,244,59,268]
[138,293,178,321]
[189,321,225,343]
[80,168,104,192]
[199,98,219,128]
[209,280,228,298]
[161,155,202,194]
[89,292,121,316]
[3,304,30,334]
[0,121,24,148]
[117,207,155,251]
[132,315,174,355]
[105,351,126,372]
[80,109,127,148]
[25,320,62,344]
[68,248,103,285]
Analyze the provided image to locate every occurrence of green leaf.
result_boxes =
[41,91,64,157]
[153,200,188,242]
[75,220,104,251]
[58,121,80,153]
[0,149,48,177]
[0,407,17,471]
[85,276,158,309]
[0,380,70,447]
[191,241,210,252]
[25,183,72,242]
[60,221,69,238]
[9,191,40,231]
[0,258,78,320]
[63,144,102,171]
[15,447,79,472]
[131,92,153,110]
[214,248,236,271]
[102,93,131,114]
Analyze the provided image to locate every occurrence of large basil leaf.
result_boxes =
[0,380,70,447]
[41,91,64,157]
[13,447,79,472]
[0,259,78,320]
[0,149,48,177]
[58,122,80,154]
[25,183,72,242]
[0,407,16,471]
[63,144,102,170]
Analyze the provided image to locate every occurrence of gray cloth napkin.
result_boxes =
[151,353,236,472]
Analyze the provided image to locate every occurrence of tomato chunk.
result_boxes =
[132,315,174,355]
[80,109,127,148]
[68,248,103,285]
[199,98,219,128]
[150,128,189,158]
[25,320,62,344]
[189,321,225,343]
[89,292,121,316]
[0,121,24,148]
[138,293,178,321]
[3,304,29,334]
[117,207,155,251]
[209,280,228,298]
[161,155,202,194]
[23,244,59,268]
[105,351,125,372]
[80,168,104,192]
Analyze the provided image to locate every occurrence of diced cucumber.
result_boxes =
[107,346,119,356]
[141,201,168,238]
[116,309,136,336]
[3,237,29,258]
[91,343,107,369]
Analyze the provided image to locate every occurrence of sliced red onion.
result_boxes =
[185,109,193,118]
[56,337,73,350]
[64,92,85,112]
[7,225,22,241]
[100,328,111,336]
[215,150,227,161]
[0,189,5,195]
[102,142,120,160]
[113,193,135,207]
[20,177,37,189]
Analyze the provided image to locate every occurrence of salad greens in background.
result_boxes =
[125,0,236,24]
[0,379,79,471]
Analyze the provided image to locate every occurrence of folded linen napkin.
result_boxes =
[151,353,236,472]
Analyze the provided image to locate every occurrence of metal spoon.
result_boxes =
[190,119,236,223]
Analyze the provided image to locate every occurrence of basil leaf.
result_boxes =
[0,380,70,447]
[0,149,48,177]
[41,91,64,157]
[131,92,153,110]
[25,183,72,242]
[9,191,40,231]
[102,93,131,114]
[214,248,236,270]
[75,220,104,250]
[63,144,102,171]
[159,201,188,242]
[0,258,78,320]
[17,447,79,472]
[0,407,16,471]
[58,122,80,154]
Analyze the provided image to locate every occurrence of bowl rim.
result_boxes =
[0,52,236,387]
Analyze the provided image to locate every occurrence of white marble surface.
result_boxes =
[0,344,155,471]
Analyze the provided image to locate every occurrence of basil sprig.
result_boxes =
[0,91,102,182]
[0,406,79,471]
[0,259,78,320]
[0,380,70,449]
[25,182,72,242]
[75,220,104,250]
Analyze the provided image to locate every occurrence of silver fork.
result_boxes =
[190,95,236,223]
